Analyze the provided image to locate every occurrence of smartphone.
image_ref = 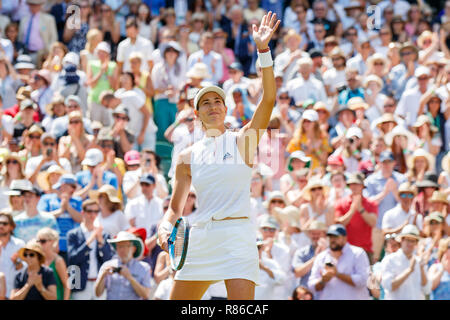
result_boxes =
[46,148,53,157]
[145,159,151,167]
[325,262,334,267]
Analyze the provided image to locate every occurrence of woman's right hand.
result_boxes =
[157,221,173,253]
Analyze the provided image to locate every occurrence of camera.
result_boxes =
[325,262,334,267]
[336,85,347,93]
[348,138,354,144]
[113,267,122,273]
[145,159,151,166]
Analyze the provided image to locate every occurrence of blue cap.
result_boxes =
[327,224,347,237]
[228,62,243,71]
[379,151,395,162]
[139,174,155,185]
[52,174,77,190]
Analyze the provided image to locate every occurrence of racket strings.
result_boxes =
[173,222,186,262]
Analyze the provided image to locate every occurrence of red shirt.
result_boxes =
[335,195,378,253]
[4,104,41,122]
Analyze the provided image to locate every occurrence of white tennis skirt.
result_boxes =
[174,218,259,285]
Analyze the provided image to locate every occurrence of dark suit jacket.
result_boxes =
[220,16,253,76]
[67,226,114,292]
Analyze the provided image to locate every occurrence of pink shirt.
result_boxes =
[27,13,45,52]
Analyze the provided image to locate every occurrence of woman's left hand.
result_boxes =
[252,11,281,51]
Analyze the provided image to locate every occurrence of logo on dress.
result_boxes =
[223,152,233,161]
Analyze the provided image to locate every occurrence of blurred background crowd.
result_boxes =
[0,0,449,300]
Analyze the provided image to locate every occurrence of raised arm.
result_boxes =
[237,12,281,166]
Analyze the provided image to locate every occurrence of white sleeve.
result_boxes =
[2,115,14,135]
[116,41,125,63]
[123,172,137,195]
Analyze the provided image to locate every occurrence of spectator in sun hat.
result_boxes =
[12,98,38,139]
[185,62,213,90]
[10,239,57,300]
[299,176,334,228]
[95,231,151,300]
[50,94,93,139]
[2,179,32,217]
[308,223,371,300]
[37,173,82,263]
[292,220,328,289]
[262,191,287,219]
[382,182,423,236]
[406,148,436,184]
[412,172,441,217]
[380,224,430,300]
[257,214,291,299]
[280,151,311,193]
[428,191,449,219]
[36,164,66,194]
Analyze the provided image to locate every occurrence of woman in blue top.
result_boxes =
[428,238,450,300]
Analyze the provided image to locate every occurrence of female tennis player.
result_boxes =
[158,12,281,300]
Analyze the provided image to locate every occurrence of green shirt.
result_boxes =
[87,60,116,103]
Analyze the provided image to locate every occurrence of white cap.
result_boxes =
[62,52,80,67]
[346,126,363,139]
[81,148,104,166]
[194,86,226,110]
[415,66,430,78]
[95,41,111,55]
[302,109,319,122]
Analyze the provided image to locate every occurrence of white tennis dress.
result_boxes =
[174,130,259,284]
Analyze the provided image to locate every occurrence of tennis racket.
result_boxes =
[168,217,190,271]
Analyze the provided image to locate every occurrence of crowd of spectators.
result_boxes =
[0,0,449,300]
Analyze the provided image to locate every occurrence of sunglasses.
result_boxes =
[29,134,41,140]
[384,103,395,108]
[374,62,384,66]
[163,206,169,210]
[114,115,128,121]
[43,142,56,147]
[85,209,100,214]
[401,51,414,56]
[37,239,48,244]
[67,104,79,109]
[0,221,9,226]
[69,120,82,125]
[400,193,414,199]
[7,160,19,165]
[429,220,441,225]
[100,142,114,149]
[262,227,276,232]
[271,199,285,204]
[310,187,323,192]
[279,96,290,100]
[140,182,152,187]
[23,252,36,258]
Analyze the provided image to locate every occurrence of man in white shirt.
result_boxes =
[274,29,308,86]
[254,238,287,300]
[125,174,163,256]
[380,224,430,300]
[25,133,72,185]
[116,17,154,74]
[286,57,327,107]
[382,182,423,235]
[258,215,292,299]
[187,32,223,85]
[323,48,347,97]
[395,66,431,129]
[100,89,151,150]
[0,212,25,299]
[222,62,251,96]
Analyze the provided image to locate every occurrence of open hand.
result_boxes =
[252,11,281,51]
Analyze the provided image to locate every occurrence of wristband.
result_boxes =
[159,220,173,234]
[257,47,270,53]
[257,50,273,68]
